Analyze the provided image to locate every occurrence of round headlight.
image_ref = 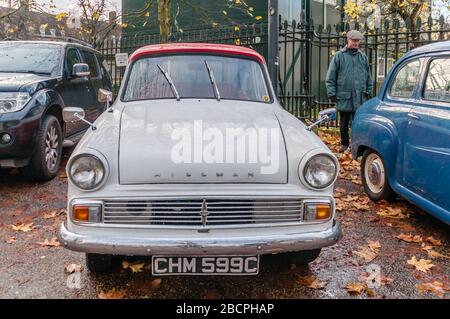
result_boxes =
[69,154,105,190]
[303,154,337,189]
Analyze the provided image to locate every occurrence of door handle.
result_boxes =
[408,113,420,120]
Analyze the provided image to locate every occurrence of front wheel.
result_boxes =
[23,115,62,181]
[361,149,396,202]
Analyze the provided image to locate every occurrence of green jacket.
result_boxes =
[325,47,373,112]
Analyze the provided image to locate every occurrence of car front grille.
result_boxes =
[102,198,304,228]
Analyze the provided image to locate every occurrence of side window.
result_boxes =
[97,54,112,83]
[423,58,450,103]
[390,60,421,99]
[66,48,81,75]
[81,50,99,77]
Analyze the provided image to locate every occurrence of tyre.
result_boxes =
[86,253,113,273]
[23,115,63,181]
[283,249,322,265]
[361,149,396,202]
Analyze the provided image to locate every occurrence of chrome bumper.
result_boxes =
[59,221,342,256]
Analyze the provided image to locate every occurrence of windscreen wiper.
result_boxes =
[157,64,180,101]
[204,61,221,101]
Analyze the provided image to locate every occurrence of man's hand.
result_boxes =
[329,96,337,103]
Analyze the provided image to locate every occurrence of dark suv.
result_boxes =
[0,40,113,181]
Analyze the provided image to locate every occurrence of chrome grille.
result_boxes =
[102,198,303,227]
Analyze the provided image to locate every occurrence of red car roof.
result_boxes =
[129,43,266,65]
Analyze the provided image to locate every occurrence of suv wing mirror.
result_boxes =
[73,63,90,77]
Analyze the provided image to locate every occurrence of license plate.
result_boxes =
[152,256,259,275]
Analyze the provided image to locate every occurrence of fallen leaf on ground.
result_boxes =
[396,233,423,243]
[204,291,222,299]
[297,276,327,289]
[416,281,448,297]
[43,211,60,219]
[10,222,36,232]
[150,278,162,288]
[345,283,366,295]
[37,237,60,247]
[353,247,378,263]
[98,288,126,299]
[421,244,450,259]
[64,263,83,274]
[5,237,16,244]
[367,240,381,251]
[122,260,145,273]
[377,206,409,219]
[407,256,435,273]
[353,240,380,263]
[359,272,394,286]
[425,237,442,246]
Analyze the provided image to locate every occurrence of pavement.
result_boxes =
[0,143,449,299]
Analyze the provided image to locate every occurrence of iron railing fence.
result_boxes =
[98,14,449,123]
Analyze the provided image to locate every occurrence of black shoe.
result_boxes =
[339,145,349,153]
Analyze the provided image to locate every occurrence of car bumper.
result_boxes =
[59,221,342,256]
[0,114,39,166]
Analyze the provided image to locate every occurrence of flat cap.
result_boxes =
[347,30,364,40]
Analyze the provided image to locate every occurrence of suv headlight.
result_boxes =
[303,154,337,189]
[0,92,31,114]
[69,154,105,190]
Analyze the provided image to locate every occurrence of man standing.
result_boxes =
[325,30,373,153]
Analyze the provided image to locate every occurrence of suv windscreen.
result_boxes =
[0,42,61,75]
[123,55,271,103]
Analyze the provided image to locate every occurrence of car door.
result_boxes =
[379,58,422,186]
[80,49,105,121]
[404,55,450,211]
[59,46,90,136]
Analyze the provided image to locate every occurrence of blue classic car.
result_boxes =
[351,41,450,225]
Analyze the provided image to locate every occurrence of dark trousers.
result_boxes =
[339,111,355,147]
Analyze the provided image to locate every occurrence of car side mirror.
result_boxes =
[63,107,97,130]
[72,63,90,77]
[319,108,337,122]
[307,108,337,131]
[63,107,85,123]
[98,89,113,104]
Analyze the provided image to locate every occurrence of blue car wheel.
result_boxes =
[361,149,396,202]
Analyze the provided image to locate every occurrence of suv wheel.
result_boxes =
[86,253,113,273]
[23,115,63,181]
[361,149,396,202]
[283,249,322,265]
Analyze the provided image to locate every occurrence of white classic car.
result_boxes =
[59,43,342,274]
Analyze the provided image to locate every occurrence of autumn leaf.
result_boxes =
[255,16,263,20]
[377,206,409,219]
[10,222,36,232]
[367,240,381,251]
[425,237,442,246]
[416,281,448,297]
[98,288,126,299]
[37,237,60,248]
[298,276,327,289]
[5,237,16,244]
[204,291,222,299]
[407,256,435,273]
[345,283,366,295]
[396,233,423,243]
[64,263,83,274]
[122,260,145,273]
[353,240,380,263]
[43,210,64,220]
[150,278,162,289]
[353,247,378,263]
[421,244,450,259]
